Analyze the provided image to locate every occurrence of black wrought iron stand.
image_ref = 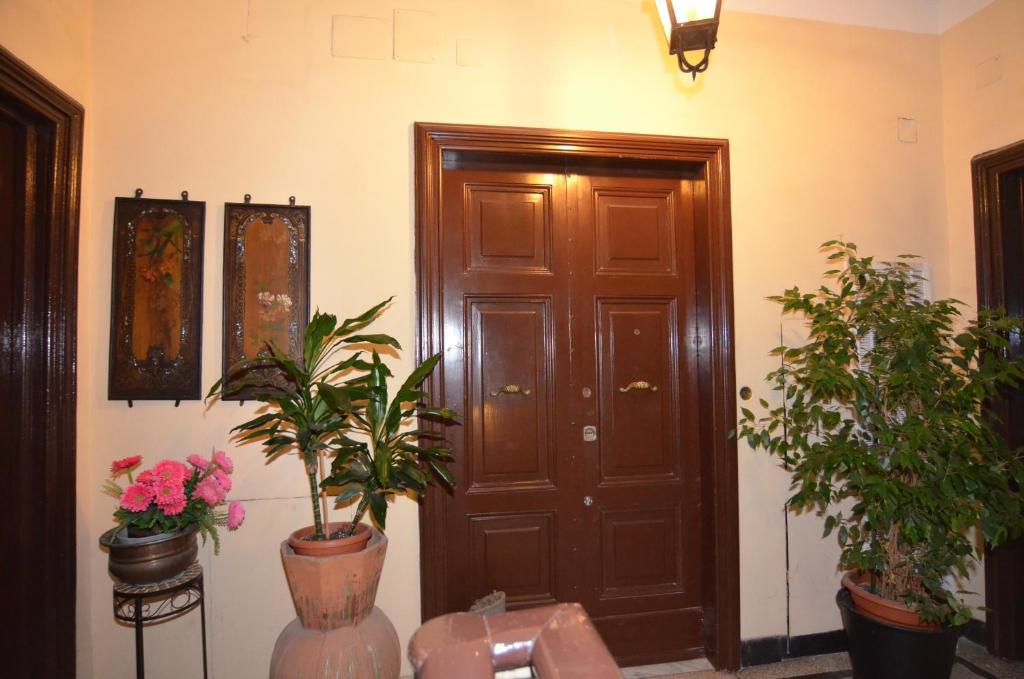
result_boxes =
[112,561,208,679]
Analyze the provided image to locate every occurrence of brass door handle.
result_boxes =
[490,384,532,397]
[618,380,658,393]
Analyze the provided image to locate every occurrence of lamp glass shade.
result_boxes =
[676,0,719,22]
[654,0,673,41]
[655,0,722,76]
[656,0,720,40]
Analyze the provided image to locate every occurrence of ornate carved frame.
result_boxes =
[414,122,740,670]
[222,201,311,401]
[108,194,205,401]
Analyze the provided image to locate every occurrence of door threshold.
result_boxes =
[622,658,715,677]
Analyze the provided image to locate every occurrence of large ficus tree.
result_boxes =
[738,240,1024,624]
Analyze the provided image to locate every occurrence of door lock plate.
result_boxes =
[582,425,597,442]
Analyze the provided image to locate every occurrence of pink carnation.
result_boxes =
[194,477,225,507]
[186,454,209,470]
[227,501,245,530]
[153,459,189,483]
[119,483,153,512]
[111,455,142,475]
[212,450,234,474]
[213,468,232,492]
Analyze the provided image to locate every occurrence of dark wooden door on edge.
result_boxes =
[974,139,1024,660]
[0,46,82,677]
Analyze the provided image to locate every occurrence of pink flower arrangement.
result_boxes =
[103,450,244,554]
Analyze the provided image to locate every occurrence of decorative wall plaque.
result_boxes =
[109,190,205,402]
[222,196,310,400]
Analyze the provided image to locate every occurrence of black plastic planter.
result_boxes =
[837,589,964,679]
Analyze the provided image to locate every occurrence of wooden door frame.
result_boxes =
[974,139,1024,308]
[973,137,1024,659]
[414,122,740,670]
[0,45,83,676]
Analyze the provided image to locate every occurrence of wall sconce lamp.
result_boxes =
[655,0,723,79]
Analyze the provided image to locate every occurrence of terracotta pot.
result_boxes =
[270,609,400,679]
[841,572,938,629]
[287,521,371,557]
[281,524,385,629]
[99,524,198,585]
[271,527,399,679]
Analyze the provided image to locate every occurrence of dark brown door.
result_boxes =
[975,144,1024,659]
[437,159,704,664]
[0,48,82,677]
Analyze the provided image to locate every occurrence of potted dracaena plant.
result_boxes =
[207,298,457,679]
[737,240,1024,679]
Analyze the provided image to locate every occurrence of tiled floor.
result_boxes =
[619,639,1024,679]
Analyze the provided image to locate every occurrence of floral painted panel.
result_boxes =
[109,195,205,401]
[222,201,310,400]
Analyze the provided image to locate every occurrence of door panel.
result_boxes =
[440,168,582,613]
[468,511,556,607]
[466,183,553,273]
[467,298,555,490]
[573,173,704,663]
[593,187,678,276]
[597,300,681,482]
[437,163,703,664]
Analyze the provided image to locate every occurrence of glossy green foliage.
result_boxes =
[321,348,458,536]
[207,298,457,540]
[737,240,1024,624]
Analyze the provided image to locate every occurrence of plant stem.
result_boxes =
[318,449,329,535]
[307,467,326,540]
[347,495,369,537]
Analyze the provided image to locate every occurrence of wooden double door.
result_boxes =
[435,156,706,663]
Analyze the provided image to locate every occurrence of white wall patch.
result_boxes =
[394,9,440,64]
[897,116,918,144]
[975,55,1003,89]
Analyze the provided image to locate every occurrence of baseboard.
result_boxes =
[741,619,988,667]
[741,629,848,667]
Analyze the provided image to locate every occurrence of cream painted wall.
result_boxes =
[0,1,94,676]
[3,0,962,675]
[939,0,1024,617]
[942,0,1024,303]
